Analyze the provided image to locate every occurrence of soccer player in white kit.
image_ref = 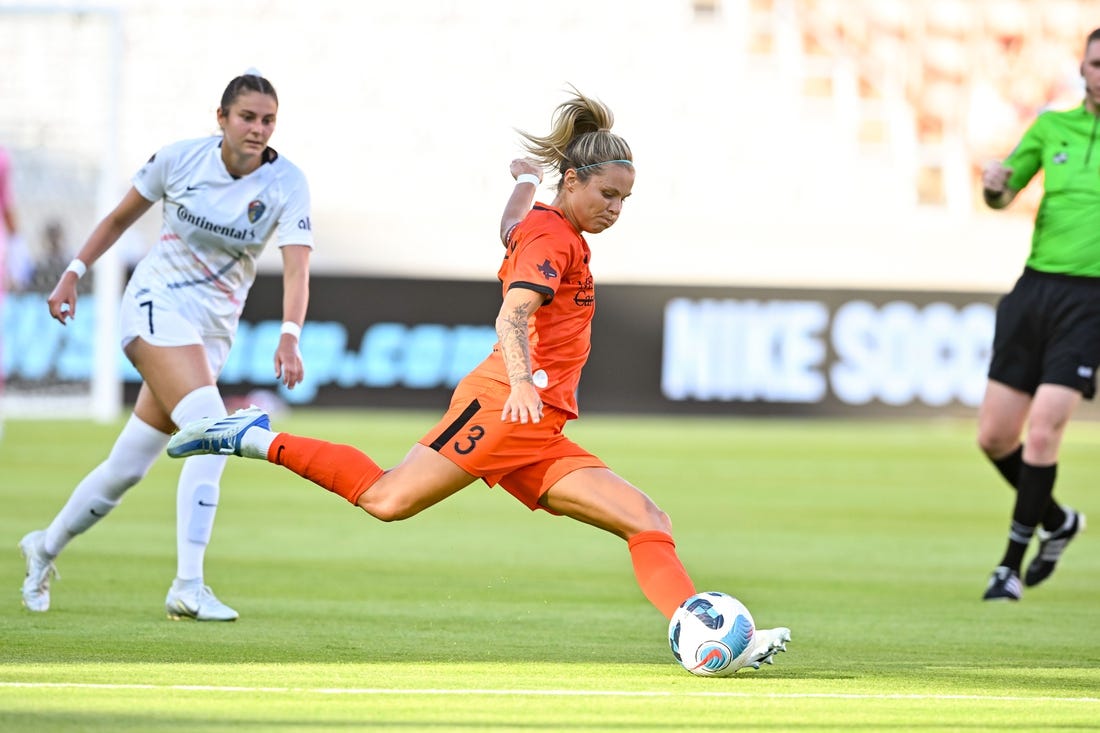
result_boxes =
[19,70,314,620]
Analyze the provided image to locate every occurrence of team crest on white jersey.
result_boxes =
[248,200,267,223]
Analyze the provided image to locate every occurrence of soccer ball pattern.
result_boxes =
[668,591,755,677]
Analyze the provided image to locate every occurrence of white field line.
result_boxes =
[0,682,1096,703]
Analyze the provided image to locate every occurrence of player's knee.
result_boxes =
[647,506,674,535]
[977,428,1012,458]
[98,460,150,497]
[361,492,420,523]
[1024,423,1062,459]
[629,499,673,536]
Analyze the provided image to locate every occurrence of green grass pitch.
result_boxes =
[1,409,1097,731]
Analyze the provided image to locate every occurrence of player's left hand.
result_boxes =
[274,335,304,389]
[981,160,1012,192]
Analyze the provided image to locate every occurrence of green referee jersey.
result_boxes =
[1005,103,1100,277]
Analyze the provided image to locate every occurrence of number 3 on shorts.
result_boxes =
[453,425,485,455]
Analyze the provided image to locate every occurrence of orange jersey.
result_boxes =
[468,203,594,418]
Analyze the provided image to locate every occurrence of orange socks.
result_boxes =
[267,434,383,506]
[627,530,696,619]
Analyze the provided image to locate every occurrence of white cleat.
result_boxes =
[166,406,270,458]
[741,627,791,670]
[165,578,239,621]
[19,530,59,613]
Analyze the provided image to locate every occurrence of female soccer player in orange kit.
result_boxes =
[168,88,790,669]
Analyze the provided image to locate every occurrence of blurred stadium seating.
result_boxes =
[750,0,1092,210]
[1,1,1092,291]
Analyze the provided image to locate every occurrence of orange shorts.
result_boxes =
[418,376,606,511]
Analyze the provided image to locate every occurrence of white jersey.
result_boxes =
[127,135,313,335]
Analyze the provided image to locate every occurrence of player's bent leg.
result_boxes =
[541,467,671,538]
[542,468,695,619]
[126,341,220,430]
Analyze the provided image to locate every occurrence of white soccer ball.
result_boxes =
[668,591,756,677]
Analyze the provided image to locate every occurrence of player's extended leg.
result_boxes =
[538,467,694,619]
[167,410,478,520]
[272,436,478,520]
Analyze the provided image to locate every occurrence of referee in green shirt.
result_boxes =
[976,27,1100,601]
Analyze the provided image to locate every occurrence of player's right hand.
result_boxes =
[981,160,1012,193]
[46,275,79,324]
[502,380,543,424]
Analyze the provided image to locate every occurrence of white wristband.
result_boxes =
[280,321,302,340]
[65,259,87,279]
[515,173,540,187]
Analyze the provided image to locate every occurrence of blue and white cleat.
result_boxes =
[741,626,791,670]
[167,406,270,458]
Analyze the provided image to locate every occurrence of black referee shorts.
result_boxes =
[988,268,1100,399]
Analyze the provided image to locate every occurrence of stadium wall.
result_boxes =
[9,274,1097,419]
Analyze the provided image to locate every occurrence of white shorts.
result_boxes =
[119,278,234,377]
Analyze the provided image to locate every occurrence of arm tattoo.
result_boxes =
[497,301,534,386]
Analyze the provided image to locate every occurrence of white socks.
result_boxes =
[170,385,228,581]
[43,413,169,557]
[170,385,226,430]
[41,384,233,586]
[240,427,277,460]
